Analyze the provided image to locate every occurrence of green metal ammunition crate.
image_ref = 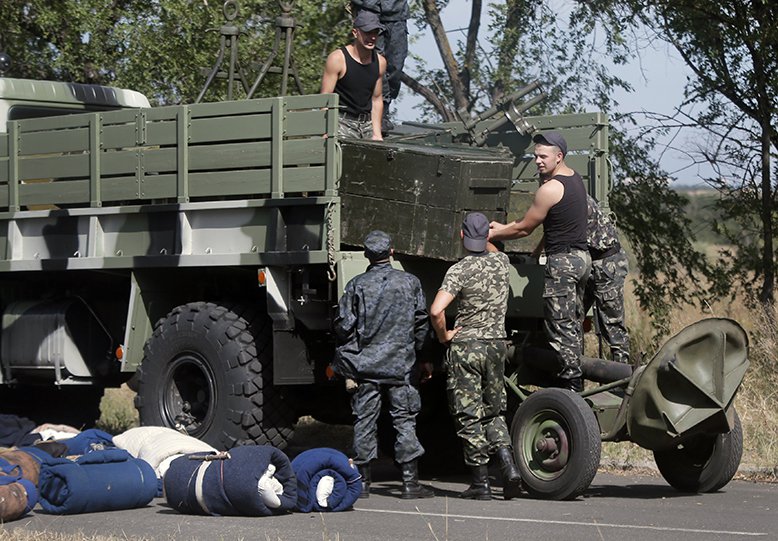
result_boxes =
[339,140,514,261]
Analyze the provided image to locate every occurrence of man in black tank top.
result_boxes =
[489,132,592,392]
[321,10,387,140]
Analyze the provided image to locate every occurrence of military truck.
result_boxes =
[0,71,747,500]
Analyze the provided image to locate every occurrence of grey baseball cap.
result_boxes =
[364,230,392,260]
[533,131,568,156]
[353,10,385,33]
[462,212,489,253]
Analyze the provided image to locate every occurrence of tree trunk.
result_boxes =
[398,72,456,121]
[421,0,469,111]
[759,123,775,307]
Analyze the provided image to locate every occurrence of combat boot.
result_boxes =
[559,376,583,393]
[399,460,434,499]
[497,447,523,500]
[496,447,521,483]
[460,464,491,500]
[358,463,371,498]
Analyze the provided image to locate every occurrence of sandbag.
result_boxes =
[291,448,362,512]
[113,426,216,478]
[35,448,157,514]
[0,448,41,485]
[164,445,297,516]
[0,461,38,521]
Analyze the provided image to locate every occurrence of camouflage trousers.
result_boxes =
[338,113,373,140]
[445,339,511,466]
[543,249,592,379]
[351,381,424,465]
[376,20,408,103]
[584,249,630,363]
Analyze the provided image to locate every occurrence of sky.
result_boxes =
[392,1,708,185]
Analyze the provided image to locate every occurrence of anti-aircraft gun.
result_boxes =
[0,0,747,501]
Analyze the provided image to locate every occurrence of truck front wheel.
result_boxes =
[135,302,295,450]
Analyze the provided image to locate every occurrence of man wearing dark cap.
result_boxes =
[333,230,434,499]
[321,10,387,140]
[350,1,410,133]
[429,213,522,501]
[490,131,592,392]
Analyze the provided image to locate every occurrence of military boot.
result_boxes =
[358,463,371,499]
[496,447,523,500]
[558,376,583,393]
[399,460,434,499]
[460,464,491,500]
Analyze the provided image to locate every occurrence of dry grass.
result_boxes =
[609,276,778,476]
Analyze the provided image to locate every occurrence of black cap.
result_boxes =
[533,131,567,157]
[353,10,385,33]
[462,212,489,253]
[364,230,392,261]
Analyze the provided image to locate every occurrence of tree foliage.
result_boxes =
[594,0,778,308]
[0,0,351,105]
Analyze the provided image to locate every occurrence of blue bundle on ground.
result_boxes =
[57,428,115,455]
[164,445,297,516]
[32,448,157,514]
[0,460,38,521]
[291,448,362,512]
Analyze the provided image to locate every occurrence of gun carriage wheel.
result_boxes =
[653,407,743,493]
[510,388,601,500]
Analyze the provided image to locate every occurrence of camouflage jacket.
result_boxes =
[586,195,620,257]
[351,0,410,21]
[333,262,428,384]
[439,251,510,341]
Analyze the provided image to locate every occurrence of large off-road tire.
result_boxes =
[134,302,295,450]
[511,388,601,500]
[653,408,743,493]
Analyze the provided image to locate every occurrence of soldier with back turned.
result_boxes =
[333,230,434,500]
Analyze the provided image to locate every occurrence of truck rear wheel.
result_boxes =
[135,302,295,450]
[510,388,601,500]
[653,408,743,493]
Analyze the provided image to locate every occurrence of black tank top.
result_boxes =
[334,47,379,116]
[544,172,588,254]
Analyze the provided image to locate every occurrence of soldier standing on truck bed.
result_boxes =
[584,195,631,363]
[320,10,387,140]
[349,0,409,133]
[333,230,434,500]
[429,213,522,501]
[489,132,592,393]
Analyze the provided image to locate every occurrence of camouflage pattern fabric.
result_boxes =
[584,250,630,363]
[333,261,428,384]
[439,251,510,340]
[543,249,592,379]
[445,340,511,466]
[584,195,630,363]
[351,381,424,465]
[338,113,373,139]
[586,195,619,254]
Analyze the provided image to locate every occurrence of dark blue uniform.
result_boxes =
[334,261,428,465]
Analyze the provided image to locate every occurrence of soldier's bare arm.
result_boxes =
[320,50,346,94]
[370,55,387,140]
[489,180,563,241]
[430,290,460,344]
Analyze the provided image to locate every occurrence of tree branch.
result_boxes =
[421,0,468,110]
[399,71,456,121]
